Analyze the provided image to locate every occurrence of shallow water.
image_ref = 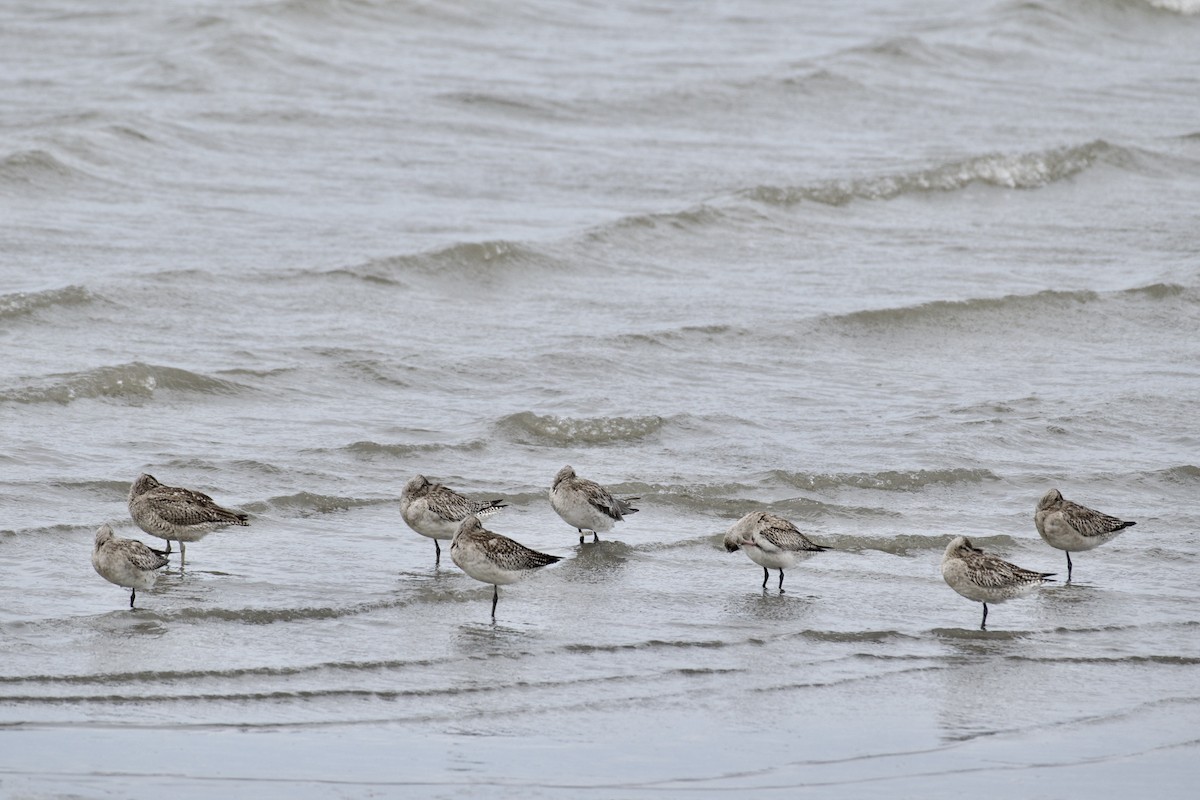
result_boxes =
[2,0,1199,796]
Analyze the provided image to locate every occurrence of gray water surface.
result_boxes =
[2,0,1199,796]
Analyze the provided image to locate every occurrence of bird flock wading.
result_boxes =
[92,468,1137,631]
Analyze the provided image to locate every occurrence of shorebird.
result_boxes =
[724,511,828,592]
[549,465,639,544]
[450,515,561,618]
[941,536,1054,630]
[91,524,169,608]
[399,475,507,564]
[1035,488,1136,582]
[127,473,248,568]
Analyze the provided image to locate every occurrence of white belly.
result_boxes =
[402,500,459,540]
[742,545,799,571]
[549,491,615,532]
[92,552,159,591]
[451,543,525,585]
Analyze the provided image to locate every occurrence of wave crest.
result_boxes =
[1144,0,1200,14]
[0,150,95,190]
[245,492,383,516]
[0,362,247,405]
[829,282,1191,331]
[610,324,744,350]
[343,440,487,459]
[0,285,96,321]
[836,288,1100,329]
[746,140,1119,207]
[603,205,732,233]
[839,533,994,555]
[773,468,998,492]
[496,412,667,446]
[342,240,550,284]
[1154,465,1200,484]
[1124,282,1188,300]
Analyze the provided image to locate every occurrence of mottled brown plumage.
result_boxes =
[942,536,1054,630]
[128,473,248,567]
[92,524,169,608]
[549,465,640,544]
[725,511,828,591]
[400,474,507,563]
[1035,488,1135,581]
[450,515,561,617]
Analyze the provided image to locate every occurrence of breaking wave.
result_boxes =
[772,468,999,492]
[0,285,96,321]
[342,440,488,459]
[244,491,387,516]
[0,150,98,191]
[0,363,248,404]
[827,283,1191,331]
[1143,0,1200,13]
[745,140,1123,207]
[337,240,555,285]
[832,289,1098,329]
[1148,465,1200,485]
[495,412,668,446]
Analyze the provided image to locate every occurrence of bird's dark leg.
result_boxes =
[1066,551,1073,583]
[491,585,499,618]
[129,588,136,609]
[434,539,441,565]
[578,529,585,545]
[761,567,769,589]
[980,603,989,631]
[593,531,601,543]
[164,540,172,555]
[179,542,187,571]
[779,570,786,593]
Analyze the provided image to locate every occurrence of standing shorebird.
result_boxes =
[450,515,561,618]
[724,511,828,592]
[549,465,639,544]
[399,475,507,565]
[1035,488,1136,582]
[941,536,1054,630]
[127,473,249,568]
[91,524,169,609]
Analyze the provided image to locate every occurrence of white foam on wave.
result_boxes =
[1144,0,1200,13]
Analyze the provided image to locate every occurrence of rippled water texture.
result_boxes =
[2,0,1199,797]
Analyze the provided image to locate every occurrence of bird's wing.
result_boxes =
[118,539,170,571]
[469,497,508,517]
[964,552,1051,588]
[1061,501,1134,538]
[426,485,474,522]
[143,487,246,526]
[581,480,629,521]
[757,517,827,552]
[480,532,561,570]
